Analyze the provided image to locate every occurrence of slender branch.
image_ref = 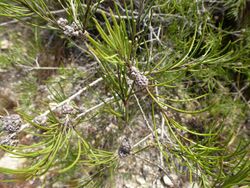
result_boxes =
[19,77,103,131]
[17,64,73,70]
[0,19,28,27]
[132,130,155,148]
[75,96,115,120]
[134,94,154,133]
[232,83,250,108]
[0,69,7,73]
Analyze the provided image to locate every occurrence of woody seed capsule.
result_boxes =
[1,114,22,133]
[129,66,148,88]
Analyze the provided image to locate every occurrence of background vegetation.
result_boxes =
[0,0,249,187]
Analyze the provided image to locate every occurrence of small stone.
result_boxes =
[169,173,178,182]
[185,182,199,188]
[155,179,164,188]
[0,87,18,115]
[105,123,118,133]
[52,182,66,188]
[0,39,12,49]
[142,164,151,177]
[124,182,138,188]
[136,176,146,185]
[0,153,26,169]
[163,175,174,187]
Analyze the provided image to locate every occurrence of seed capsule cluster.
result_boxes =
[57,18,83,37]
[1,114,22,133]
[118,137,131,158]
[54,104,77,118]
[0,134,18,146]
[129,66,149,88]
[0,114,22,146]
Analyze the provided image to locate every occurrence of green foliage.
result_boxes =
[225,0,246,21]
[0,0,249,187]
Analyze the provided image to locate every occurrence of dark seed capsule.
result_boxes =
[118,137,131,158]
